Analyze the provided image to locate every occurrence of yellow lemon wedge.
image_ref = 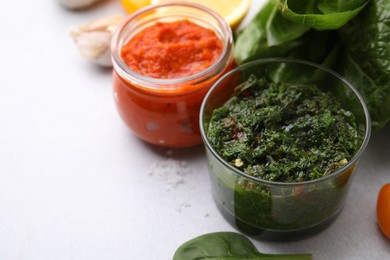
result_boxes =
[121,0,151,13]
[150,0,252,29]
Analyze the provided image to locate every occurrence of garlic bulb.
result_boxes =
[58,0,103,10]
[69,15,124,67]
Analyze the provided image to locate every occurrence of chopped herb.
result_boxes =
[207,75,358,182]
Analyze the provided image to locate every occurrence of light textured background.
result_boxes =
[0,0,389,259]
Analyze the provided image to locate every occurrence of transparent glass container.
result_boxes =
[200,58,371,241]
[111,2,234,148]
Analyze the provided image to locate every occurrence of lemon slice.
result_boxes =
[150,0,252,29]
[121,0,151,13]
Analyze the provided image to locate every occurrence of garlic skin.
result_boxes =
[58,0,103,10]
[69,15,124,67]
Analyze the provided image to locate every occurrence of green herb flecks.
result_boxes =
[207,75,358,182]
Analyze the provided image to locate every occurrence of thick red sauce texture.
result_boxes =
[120,20,223,79]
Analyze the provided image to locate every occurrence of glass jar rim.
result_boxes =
[200,57,372,187]
[111,2,233,91]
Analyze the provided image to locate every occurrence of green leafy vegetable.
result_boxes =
[234,0,341,65]
[338,0,390,130]
[266,0,309,46]
[173,232,312,260]
[279,0,369,30]
[235,0,390,130]
[234,0,292,64]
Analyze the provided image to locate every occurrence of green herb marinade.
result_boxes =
[207,75,358,182]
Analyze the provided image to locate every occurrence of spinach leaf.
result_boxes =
[338,0,390,130]
[234,0,341,65]
[266,0,310,46]
[317,0,368,13]
[235,27,340,70]
[234,0,303,64]
[280,0,369,30]
[173,232,312,260]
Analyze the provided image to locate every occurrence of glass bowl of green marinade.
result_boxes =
[200,58,371,241]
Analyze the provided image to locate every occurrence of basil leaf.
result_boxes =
[173,232,312,260]
[280,0,369,30]
[338,0,390,130]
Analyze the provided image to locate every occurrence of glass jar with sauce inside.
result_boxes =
[111,2,234,148]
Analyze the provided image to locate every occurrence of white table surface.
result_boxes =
[1,0,389,259]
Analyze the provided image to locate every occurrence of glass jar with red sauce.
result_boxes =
[111,2,234,148]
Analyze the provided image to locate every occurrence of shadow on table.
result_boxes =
[139,140,206,161]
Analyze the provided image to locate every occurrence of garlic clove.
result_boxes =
[71,31,112,65]
[82,15,124,33]
[69,15,124,67]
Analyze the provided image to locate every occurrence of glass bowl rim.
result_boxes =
[199,57,372,187]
